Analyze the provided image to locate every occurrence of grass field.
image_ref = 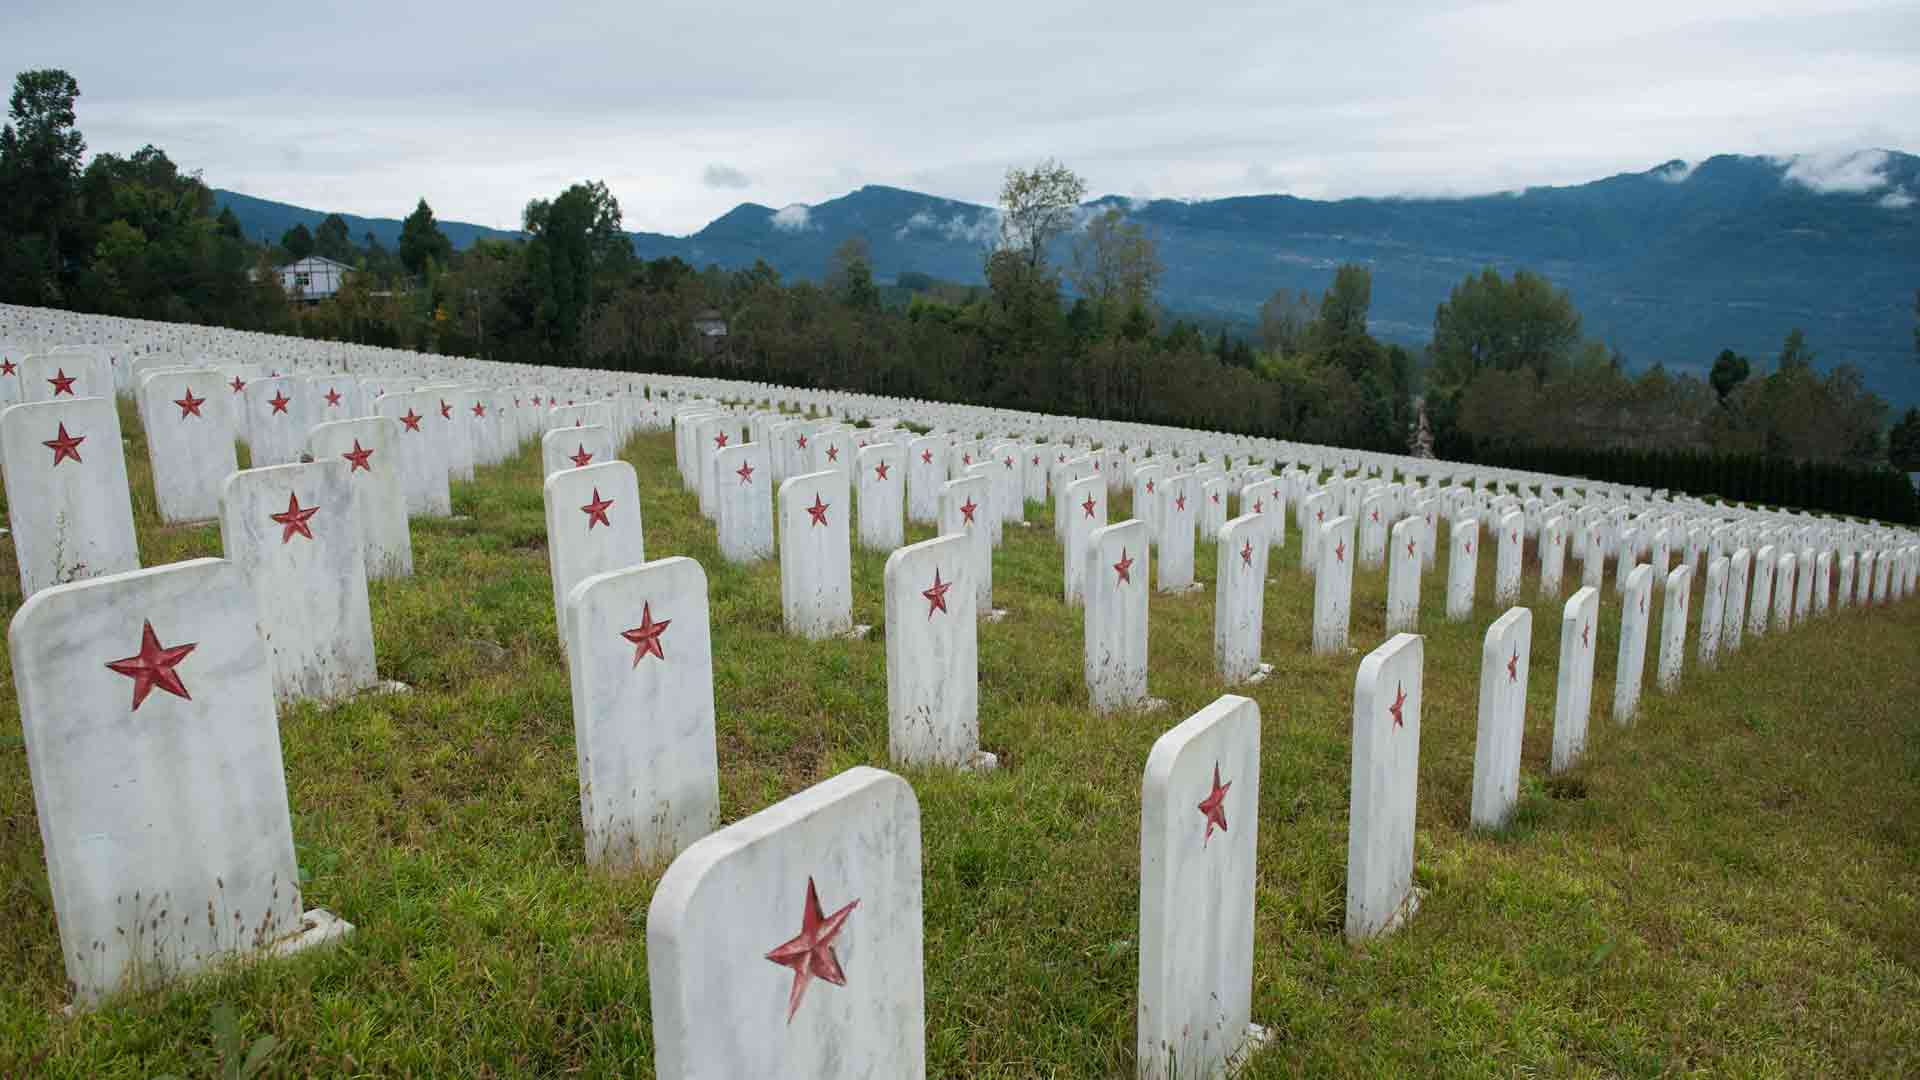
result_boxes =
[1,403,1916,1077]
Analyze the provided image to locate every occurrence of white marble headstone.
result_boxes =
[1471,607,1531,829]
[543,461,647,641]
[1086,519,1150,712]
[1312,514,1356,655]
[0,397,140,597]
[1551,586,1601,773]
[716,442,775,564]
[1346,632,1424,940]
[1213,513,1269,683]
[884,534,992,769]
[779,469,855,639]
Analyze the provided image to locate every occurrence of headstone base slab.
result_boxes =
[1247,664,1274,684]
[840,623,873,640]
[1226,1023,1275,1076]
[962,750,999,772]
[984,608,1010,623]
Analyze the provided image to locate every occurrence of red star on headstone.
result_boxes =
[48,368,77,396]
[1511,531,1518,545]
[570,444,594,468]
[1081,495,1097,519]
[270,491,320,543]
[960,497,977,526]
[1031,455,1040,467]
[0,359,14,376]
[325,388,342,407]
[1465,540,1474,556]
[1197,763,1231,846]
[532,395,542,406]
[1508,648,1519,682]
[806,493,830,527]
[1145,480,1156,495]
[765,877,858,1024]
[471,401,486,418]
[737,460,756,484]
[1252,499,1264,514]
[1175,492,1187,512]
[1114,547,1134,585]
[825,445,839,463]
[1371,510,1380,523]
[581,488,615,530]
[174,388,206,418]
[1003,455,1014,469]
[1316,509,1325,522]
[1389,682,1407,728]
[875,460,890,481]
[1639,594,1646,615]
[922,568,953,618]
[1405,539,1416,558]
[1240,540,1254,567]
[439,399,452,419]
[1582,621,1591,649]
[1335,539,1346,563]
[342,440,374,473]
[921,449,933,465]
[620,602,670,666]
[714,431,729,449]
[105,620,197,712]
[962,453,972,466]
[400,409,424,432]
[42,422,84,466]
[797,434,809,450]
[268,390,291,415]
[1211,492,1221,505]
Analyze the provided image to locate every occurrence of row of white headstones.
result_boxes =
[3,305,1918,1079]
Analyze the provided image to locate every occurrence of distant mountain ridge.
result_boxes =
[215,150,1920,405]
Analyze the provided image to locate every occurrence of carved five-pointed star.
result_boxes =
[400,409,424,432]
[1508,648,1519,682]
[1198,763,1231,846]
[737,460,755,484]
[42,422,84,466]
[806,493,830,527]
[960,497,977,526]
[1406,539,1416,558]
[0,359,13,376]
[1316,509,1325,522]
[923,568,953,618]
[825,445,839,462]
[1371,510,1379,523]
[228,375,246,393]
[714,431,728,449]
[48,368,77,395]
[270,492,320,543]
[569,444,594,468]
[438,399,452,419]
[1114,548,1134,585]
[342,440,374,473]
[765,877,859,1024]
[1240,540,1254,567]
[921,450,933,465]
[1211,492,1221,505]
[106,620,197,712]
[174,388,206,418]
[1582,621,1591,648]
[1145,480,1155,494]
[1389,682,1407,728]
[580,488,615,530]
[1174,492,1186,512]
[471,401,486,418]
[1334,540,1346,563]
[875,461,890,481]
[325,388,342,407]
[268,390,291,415]
[1031,455,1040,467]
[1465,540,1474,555]
[1081,495,1097,519]
[621,602,670,666]
[797,434,808,450]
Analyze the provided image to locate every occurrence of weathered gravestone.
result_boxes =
[11,558,352,1008]
[1137,694,1269,1080]
[1298,490,1331,573]
[1200,476,1231,542]
[857,443,906,552]
[220,461,378,703]
[543,461,647,641]
[1613,564,1653,724]
[1551,586,1601,773]
[307,417,413,580]
[965,461,1004,549]
[542,424,614,479]
[1747,545,1776,638]
[1722,548,1751,654]
[1214,512,1270,684]
[1346,632,1424,940]
[242,375,310,467]
[1656,564,1691,691]
[941,474,994,615]
[1776,551,1801,631]
[1358,492,1389,569]
[1470,607,1531,829]
[884,534,995,770]
[1086,519,1151,713]
[563,556,719,870]
[0,397,140,597]
[140,371,236,523]
[1813,550,1833,616]
[1446,515,1479,622]
[1059,472,1105,607]
[1157,473,1199,593]
[716,442,775,564]
[780,469,856,639]
[1539,515,1567,597]
[1312,514,1356,655]
[373,392,452,518]
[1385,516,1422,634]
[1699,556,1728,669]
[1494,511,1524,605]
[647,767,924,1079]
[906,435,944,525]
[1133,462,1166,547]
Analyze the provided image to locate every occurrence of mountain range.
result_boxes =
[214,150,1920,406]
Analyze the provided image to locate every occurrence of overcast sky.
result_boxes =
[6,0,1918,234]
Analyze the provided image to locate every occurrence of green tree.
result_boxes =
[826,234,878,311]
[1890,407,1920,471]
[1257,287,1313,356]
[994,158,1085,272]
[314,213,354,261]
[1068,206,1162,333]
[1777,327,1815,373]
[1428,267,1582,388]
[281,222,314,259]
[0,68,86,289]
[523,179,630,350]
[398,198,451,276]
[1710,348,1750,401]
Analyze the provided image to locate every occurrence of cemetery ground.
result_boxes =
[1,404,1916,1077]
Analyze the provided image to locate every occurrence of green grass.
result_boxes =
[1,405,1917,1077]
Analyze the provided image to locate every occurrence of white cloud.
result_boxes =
[1879,187,1915,209]
[770,204,813,232]
[1654,159,1698,183]
[895,207,999,245]
[703,164,752,189]
[1778,149,1893,194]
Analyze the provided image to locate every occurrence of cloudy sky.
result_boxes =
[6,0,1918,234]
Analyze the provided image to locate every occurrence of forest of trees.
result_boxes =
[3,67,1917,517]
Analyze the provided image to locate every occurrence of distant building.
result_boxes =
[277,255,354,302]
